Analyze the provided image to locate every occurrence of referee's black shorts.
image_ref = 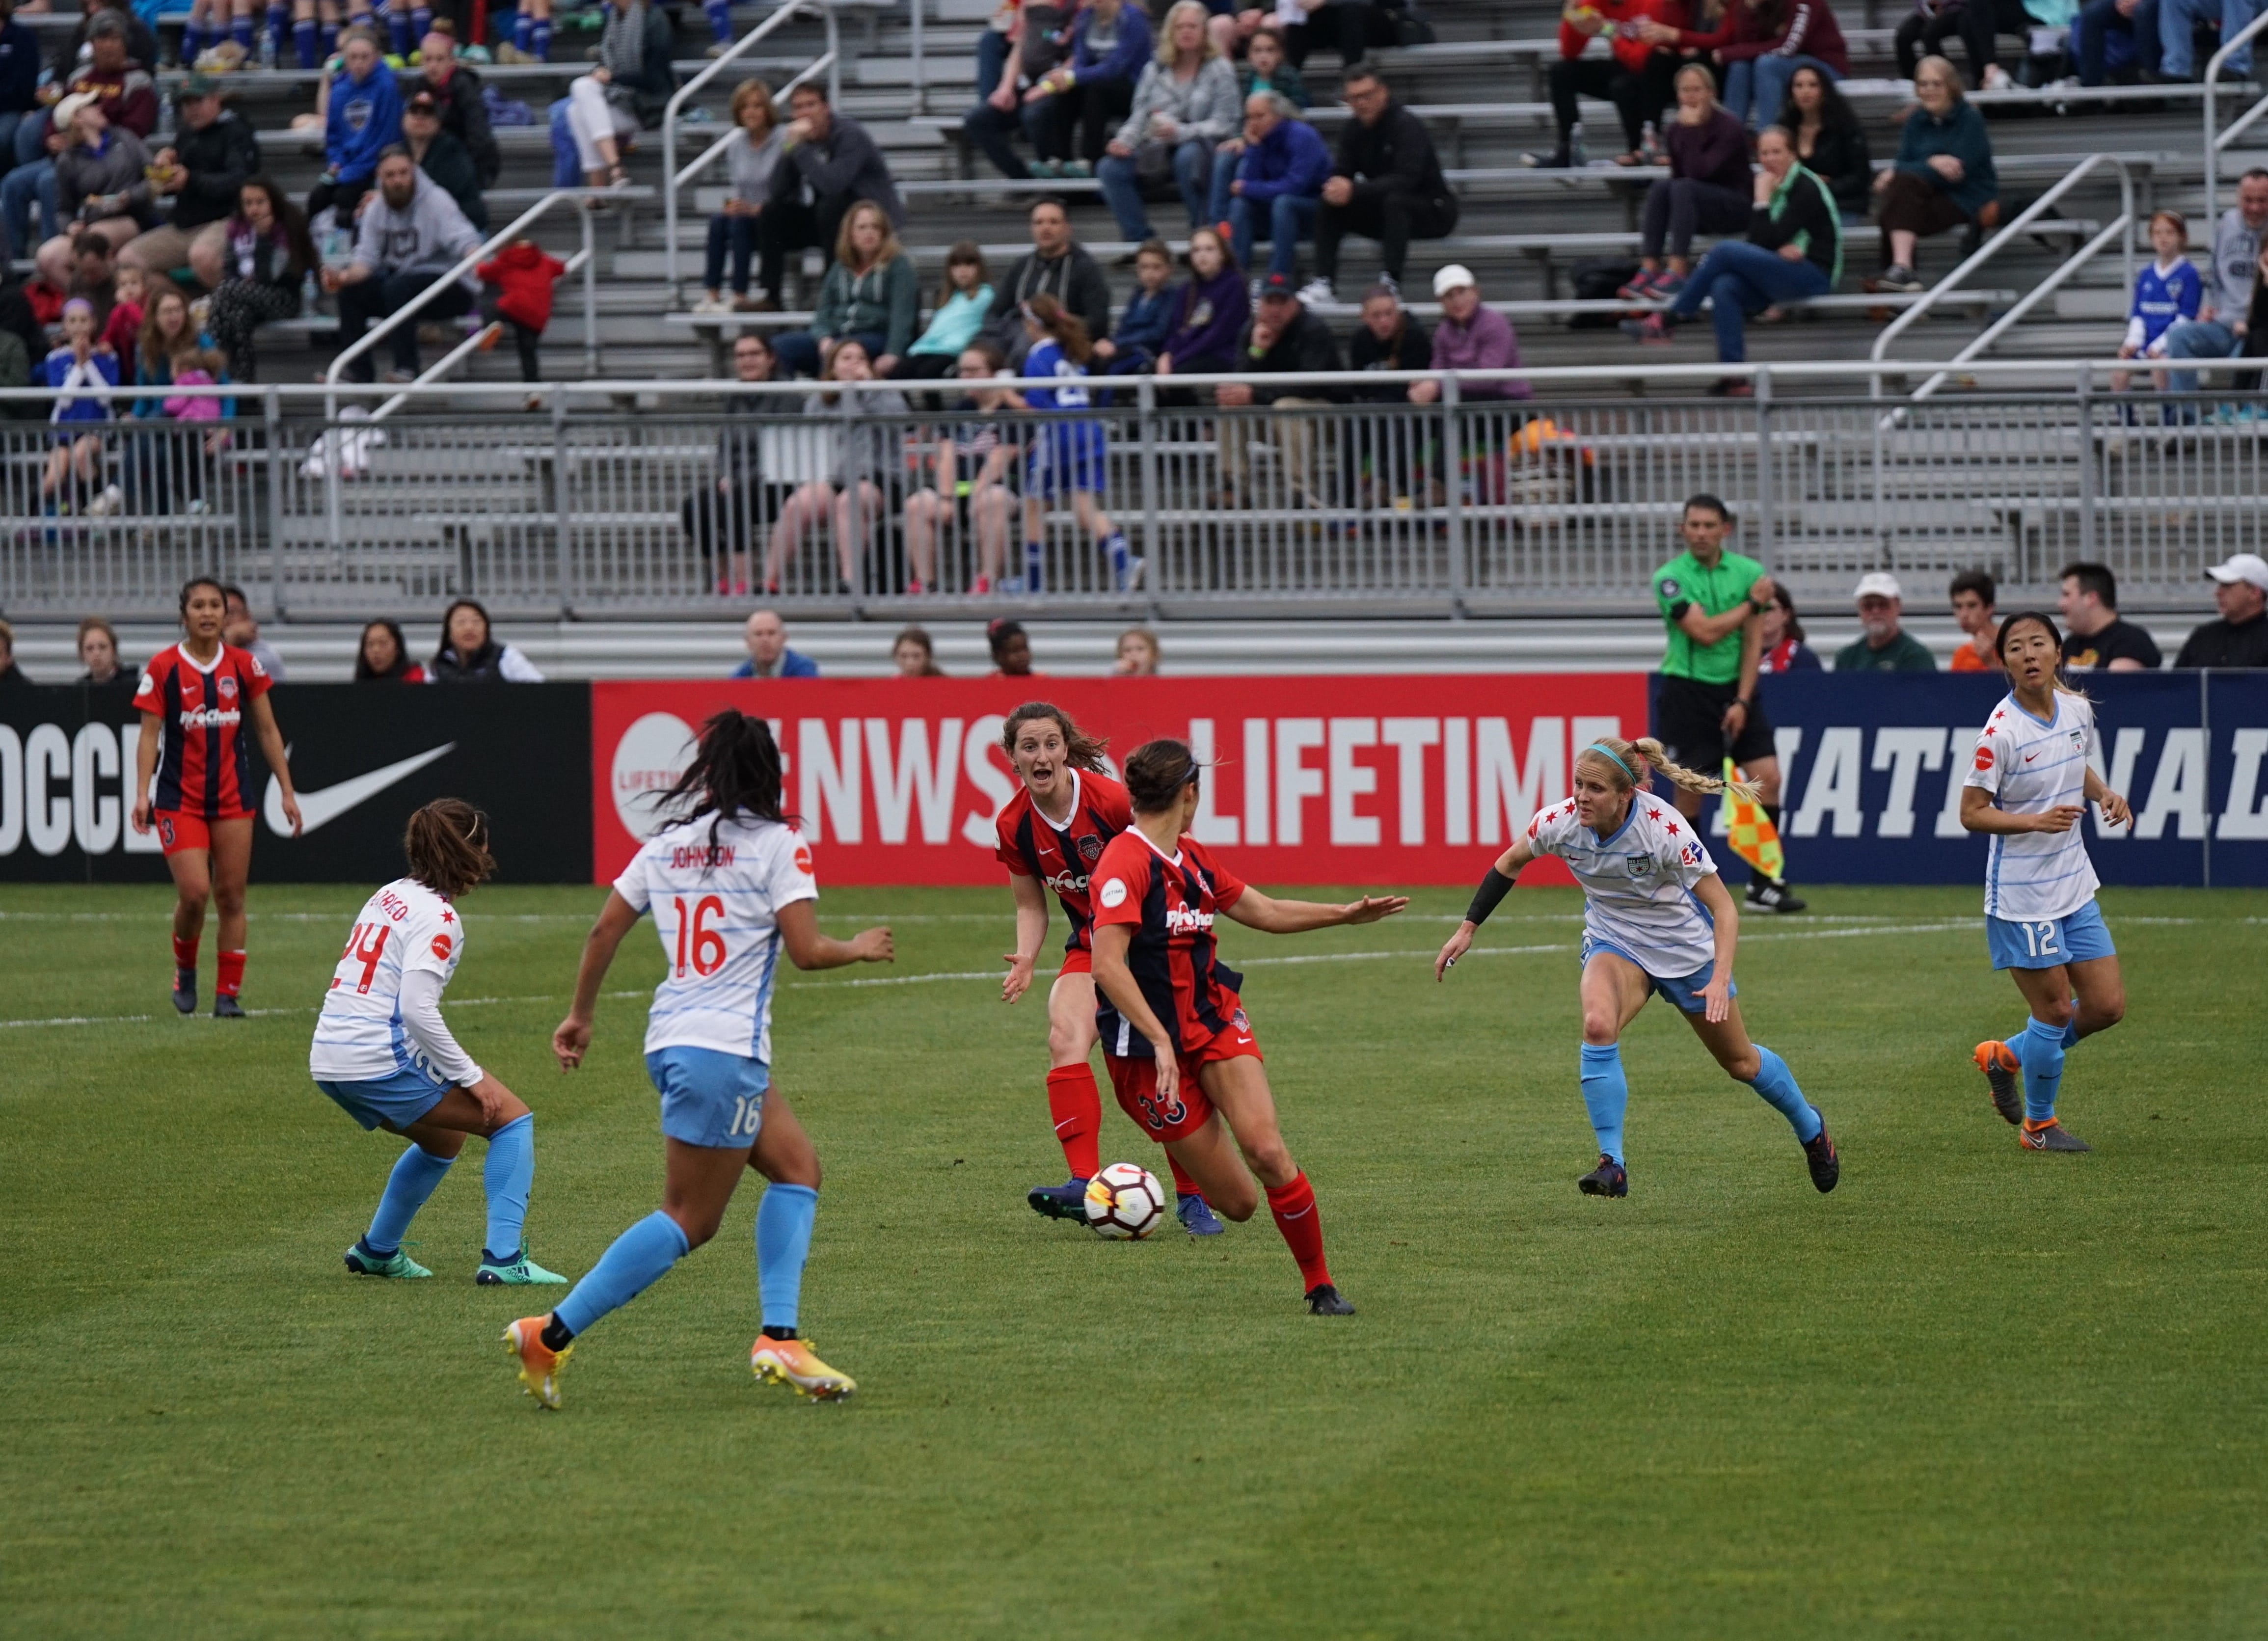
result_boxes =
[1653,675,1778,770]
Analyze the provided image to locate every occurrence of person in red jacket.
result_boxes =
[475,237,566,406]
[1639,0,1848,129]
[1525,0,1688,169]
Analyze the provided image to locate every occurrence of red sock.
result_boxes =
[1045,1065,1102,1180]
[216,949,246,998]
[1166,1155,1201,1198]
[1265,1171,1332,1292]
[172,933,199,972]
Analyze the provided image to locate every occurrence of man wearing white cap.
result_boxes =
[2174,553,2268,668]
[1405,264,1529,406]
[1835,571,1937,671]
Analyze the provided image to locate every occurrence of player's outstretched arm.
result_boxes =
[553,889,641,1070]
[2084,769,2132,829]
[1959,785,2084,836]
[777,900,893,971]
[248,694,301,835]
[1002,871,1049,1003]
[1437,838,1534,980]
[1691,872,1739,1024]
[1090,923,1183,1103]
[1223,889,1410,935]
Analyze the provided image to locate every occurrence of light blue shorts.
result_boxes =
[316,1065,451,1132]
[1582,935,1736,1017]
[646,1045,770,1150]
[1986,900,2116,971]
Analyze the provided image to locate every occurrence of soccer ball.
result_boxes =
[1083,1162,1166,1240]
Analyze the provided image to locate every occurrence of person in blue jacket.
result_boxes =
[2112,208,2203,403]
[1024,0,1151,177]
[0,0,41,166]
[309,28,401,226]
[730,609,821,678]
[1226,91,1331,285]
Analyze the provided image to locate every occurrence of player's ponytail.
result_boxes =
[656,709,792,857]
[1000,701,1109,773]
[1021,293,1093,365]
[403,798,495,898]
[1575,735,1760,805]
[1995,611,2090,698]
[1122,738,1201,814]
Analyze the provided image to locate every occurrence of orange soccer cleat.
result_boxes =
[1973,1040,2023,1127]
[502,1315,571,1410]
[750,1335,857,1401]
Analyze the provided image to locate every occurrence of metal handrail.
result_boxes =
[2204,7,2268,223]
[669,50,836,201]
[1871,153,2134,395]
[1909,215,2132,402]
[365,247,595,424]
[662,0,840,301]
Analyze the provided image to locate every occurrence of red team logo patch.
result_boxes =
[431,934,453,959]
[793,845,814,875]
[1974,746,1995,772]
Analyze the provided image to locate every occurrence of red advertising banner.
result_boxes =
[592,674,1650,887]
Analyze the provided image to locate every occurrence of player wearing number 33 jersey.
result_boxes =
[511,712,893,1410]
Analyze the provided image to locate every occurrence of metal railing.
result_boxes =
[2204,8,2268,223]
[662,0,841,304]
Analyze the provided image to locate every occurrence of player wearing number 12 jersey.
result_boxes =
[1087,739,1408,1316]
[512,711,892,1410]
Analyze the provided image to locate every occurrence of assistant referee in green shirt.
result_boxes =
[1649,494,1806,914]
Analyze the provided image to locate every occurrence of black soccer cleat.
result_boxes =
[2019,1119,2091,1153]
[1304,1283,1355,1316]
[213,994,245,1019]
[171,968,196,1015]
[1745,878,1808,915]
[1577,1155,1628,1198]
[1803,1113,1840,1193]
[1026,1178,1088,1221]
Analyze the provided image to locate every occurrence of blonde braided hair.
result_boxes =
[1576,734,1760,805]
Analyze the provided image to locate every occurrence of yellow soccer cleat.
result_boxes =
[751,1335,857,1401]
[503,1315,571,1410]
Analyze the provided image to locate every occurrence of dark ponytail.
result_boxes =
[655,709,791,856]
[1000,700,1109,773]
[1121,737,1200,814]
[403,798,495,897]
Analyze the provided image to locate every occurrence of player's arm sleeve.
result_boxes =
[610,851,653,914]
[244,654,272,697]
[1664,828,1717,887]
[1526,804,1570,859]
[1961,727,2004,793]
[994,812,1032,874]
[1651,571,1692,623]
[1089,850,1150,928]
[399,967,483,1088]
[1208,855,1248,909]
[770,836,819,909]
[131,666,162,715]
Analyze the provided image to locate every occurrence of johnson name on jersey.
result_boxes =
[310,877,468,1082]
[614,815,819,1061]
[1963,692,2102,921]
[1529,798,1719,979]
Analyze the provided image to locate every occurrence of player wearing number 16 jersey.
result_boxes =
[1960,613,2133,1154]
[511,711,892,1410]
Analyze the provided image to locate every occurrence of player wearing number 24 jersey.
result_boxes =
[1959,613,2133,1155]
[512,712,892,1410]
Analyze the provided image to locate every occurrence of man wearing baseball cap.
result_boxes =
[1213,269,1345,508]
[1406,264,1528,406]
[2174,553,2268,668]
[120,73,259,288]
[1835,571,1937,672]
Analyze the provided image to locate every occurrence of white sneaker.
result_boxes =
[1119,554,1147,591]
[87,483,123,516]
[1982,63,2014,90]
[1296,277,1334,305]
[690,296,732,315]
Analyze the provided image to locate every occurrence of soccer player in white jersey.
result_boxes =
[1434,735,1838,1199]
[506,711,892,1410]
[309,800,567,1286]
[1961,613,2133,1153]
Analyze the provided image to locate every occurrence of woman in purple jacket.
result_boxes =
[1156,225,1249,386]
[1621,65,1754,301]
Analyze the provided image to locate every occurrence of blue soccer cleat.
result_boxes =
[1177,1192,1224,1237]
[1026,1178,1089,1221]
[1578,1155,1628,1198]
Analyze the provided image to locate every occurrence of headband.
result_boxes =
[1583,742,1634,780]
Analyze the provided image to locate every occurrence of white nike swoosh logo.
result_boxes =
[267,743,457,834]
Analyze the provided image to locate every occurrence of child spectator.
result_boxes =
[1947,567,1998,671]
[892,625,947,676]
[41,296,118,514]
[162,347,227,422]
[1113,625,1160,673]
[1236,26,1309,108]
[1157,224,1246,381]
[355,618,429,681]
[2113,210,2202,402]
[895,241,995,382]
[476,235,567,411]
[902,340,1021,593]
[100,261,142,377]
[1097,237,1176,375]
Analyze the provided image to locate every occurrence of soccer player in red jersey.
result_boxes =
[995,703,1221,1233]
[1087,738,1407,1315]
[130,577,301,1017]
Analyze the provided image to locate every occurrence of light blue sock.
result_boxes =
[2017,1016,2066,1124]
[1743,1044,1822,1144]
[756,1183,818,1332]
[2059,1015,2079,1050]
[1577,1041,1628,1163]
[366,1143,454,1253]
[481,1112,535,1262]
[554,1211,691,1337]
[704,0,731,41]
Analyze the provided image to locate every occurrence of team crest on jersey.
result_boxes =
[1077,834,1105,863]
[1624,857,1652,879]
[2069,727,2086,751]
[216,674,238,700]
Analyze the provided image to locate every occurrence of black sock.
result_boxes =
[540,1315,575,1351]
[761,1324,797,1341]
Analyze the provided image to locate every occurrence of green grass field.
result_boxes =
[4,880,2267,1639]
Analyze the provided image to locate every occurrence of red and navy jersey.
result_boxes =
[132,642,271,819]
[993,768,1134,954]
[1088,828,1247,1059]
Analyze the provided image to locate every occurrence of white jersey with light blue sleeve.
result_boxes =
[1964,691,2101,922]
[1529,797,1721,979]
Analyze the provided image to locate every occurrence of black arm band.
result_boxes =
[1464,866,1516,928]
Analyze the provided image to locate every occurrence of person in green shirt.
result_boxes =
[1649,494,1806,914]
[1835,572,1938,673]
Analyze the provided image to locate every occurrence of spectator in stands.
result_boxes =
[2163,168,2268,400]
[1757,585,1822,671]
[500,0,557,63]
[208,177,314,383]
[1225,92,1329,286]
[1630,126,1841,394]
[1894,0,2030,87]
[220,584,286,678]
[431,598,543,681]
[1778,65,1870,218]
[48,0,159,82]
[1347,281,1425,504]
[551,0,674,193]
[310,30,401,226]
[694,80,784,316]
[40,228,119,339]
[1408,264,1529,404]
[765,338,910,595]
[773,200,917,380]
[323,146,483,383]
[476,236,567,408]
[1237,26,1311,108]
[5,13,157,265]
[0,617,26,687]
[78,615,121,683]
[1311,65,1456,304]
[893,625,946,676]
[0,2,38,173]
[1114,625,1160,673]
[416,24,501,195]
[1022,0,1151,178]
[1156,223,1246,379]
[1526,0,1682,169]
[902,342,1017,591]
[1620,66,1753,303]
[101,261,142,373]
[2160,0,2253,80]
[1646,0,1849,128]
[2176,553,2268,667]
[1948,567,1999,670]
[1835,571,1936,670]
[895,242,995,381]
[402,91,486,232]
[985,196,1112,365]
[1279,0,1406,69]
[1095,238,1176,372]
[125,285,229,513]
[988,617,1035,675]
[758,81,906,311]
[1215,269,1346,507]
[37,96,154,292]
[2073,0,2162,82]
[2056,562,2161,670]
[1870,57,1996,293]
[121,76,258,290]
[1099,1,1240,244]
[687,332,795,596]
[355,618,429,681]
[38,298,117,515]
[2110,210,2201,402]
[732,608,821,678]
[965,0,1079,182]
